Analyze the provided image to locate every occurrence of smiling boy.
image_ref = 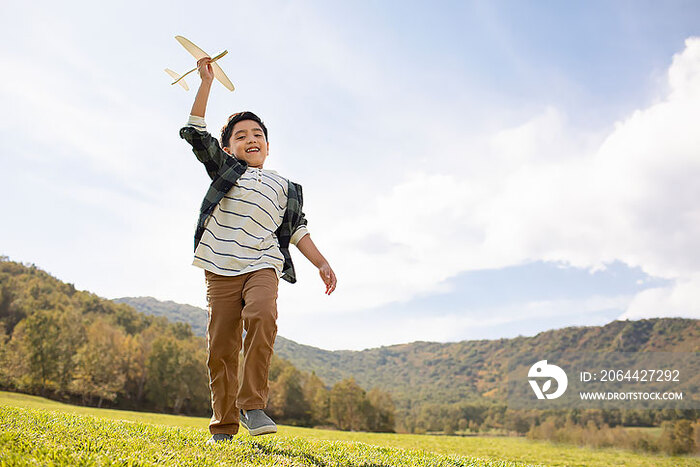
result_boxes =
[179,57,337,444]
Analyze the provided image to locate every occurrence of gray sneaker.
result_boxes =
[239,409,277,436]
[205,433,234,445]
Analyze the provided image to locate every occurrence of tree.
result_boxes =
[366,387,395,432]
[659,420,695,455]
[55,306,84,393]
[13,309,62,393]
[303,372,330,426]
[144,335,209,414]
[0,282,26,335]
[504,409,530,435]
[330,378,370,431]
[145,336,182,411]
[0,327,11,388]
[127,322,165,405]
[118,333,145,406]
[269,365,310,424]
[71,318,126,406]
[175,338,209,414]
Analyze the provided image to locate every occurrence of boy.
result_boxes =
[180,57,337,444]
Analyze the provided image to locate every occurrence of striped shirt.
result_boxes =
[186,115,309,277]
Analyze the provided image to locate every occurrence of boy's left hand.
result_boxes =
[319,263,337,295]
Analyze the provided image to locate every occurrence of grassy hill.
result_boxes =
[2,391,697,467]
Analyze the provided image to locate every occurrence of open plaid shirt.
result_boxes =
[179,126,307,284]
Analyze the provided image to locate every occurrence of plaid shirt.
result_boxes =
[179,126,307,284]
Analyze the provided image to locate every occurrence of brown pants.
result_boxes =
[204,267,279,435]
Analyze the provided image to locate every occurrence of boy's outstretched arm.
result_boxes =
[296,234,337,295]
[190,57,214,118]
[181,57,236,178]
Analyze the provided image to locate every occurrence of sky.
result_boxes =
[1,1,699,350]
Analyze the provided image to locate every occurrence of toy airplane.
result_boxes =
[165,35,235,92]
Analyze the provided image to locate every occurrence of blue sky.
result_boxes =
[1,1,699,350]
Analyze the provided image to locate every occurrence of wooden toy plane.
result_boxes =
[165,35,235,91]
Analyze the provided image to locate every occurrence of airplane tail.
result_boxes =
[164,68,189,91]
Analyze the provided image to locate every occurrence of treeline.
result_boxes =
[402,401,699,455]
[0,257,211,414]
[268,358,395,432]
[0,257,395,431]
[402,402,698,435]
[528,414,699,456]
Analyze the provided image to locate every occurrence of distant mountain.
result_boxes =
[113,297,207,337]
[112,296,307,359]
[114,296,699,412]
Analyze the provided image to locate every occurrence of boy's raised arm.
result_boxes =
[190,57,214,118]
[180,57,237,179]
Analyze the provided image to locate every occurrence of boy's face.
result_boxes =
[223,119,269,168]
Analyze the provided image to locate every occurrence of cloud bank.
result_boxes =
[282,37,700,325]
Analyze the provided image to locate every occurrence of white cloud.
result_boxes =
[621,274,700,320]
[282,37,700,322]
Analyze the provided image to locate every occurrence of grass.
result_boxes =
[0,390,207,429]
[0,391,697,466]
[0,405,530,467]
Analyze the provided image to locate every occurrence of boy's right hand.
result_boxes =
[197,57,214,83]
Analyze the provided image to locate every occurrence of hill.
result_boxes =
[275,318,699,407]
[116,297,699,414]
[0,257,394,432]
[113,296,207,337]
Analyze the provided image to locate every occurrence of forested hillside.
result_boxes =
[0,257,395,432]
[120,291,699,436]
[275,318,699,405]
[118,296,699,411]
[0,257,209,415]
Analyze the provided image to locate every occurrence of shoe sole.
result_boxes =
[240,419,277,436]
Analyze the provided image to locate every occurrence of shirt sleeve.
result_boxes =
[290,225,309,246]
[187,114,207,130]
[179,121,234,181]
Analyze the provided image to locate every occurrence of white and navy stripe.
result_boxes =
[187,115,309,277]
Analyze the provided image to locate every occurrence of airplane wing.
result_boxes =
[175,35,235,92]
[211,62,235,91]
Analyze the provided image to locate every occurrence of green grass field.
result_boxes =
[0,391,696,466]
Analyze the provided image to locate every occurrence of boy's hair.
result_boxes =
[220,111,268,148]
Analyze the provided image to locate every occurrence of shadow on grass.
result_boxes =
[248,437,395,467]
